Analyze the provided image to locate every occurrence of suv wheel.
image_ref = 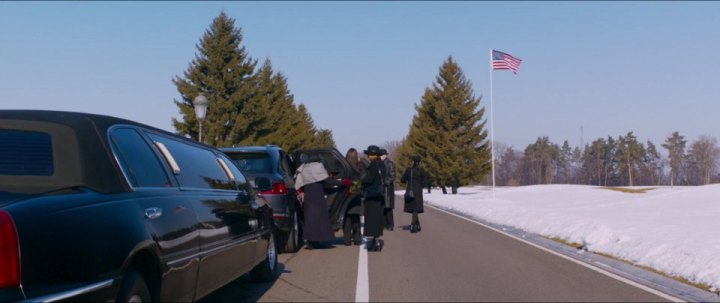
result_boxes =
[278,207,300,253]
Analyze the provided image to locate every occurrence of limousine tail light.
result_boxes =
[0,210,20,287]
[261,182,287,195]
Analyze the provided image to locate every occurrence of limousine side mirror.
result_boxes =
[254,177,272,192]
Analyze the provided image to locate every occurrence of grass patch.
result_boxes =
[549,237,584,249]
[602,187,656,194]
[547,237,718,294]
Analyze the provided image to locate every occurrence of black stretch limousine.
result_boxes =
[0,110,277,302]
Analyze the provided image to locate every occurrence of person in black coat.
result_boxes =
[380,149,396,231]
[362,145,387,251]
[295,154,343,249]
[401,155,426,233]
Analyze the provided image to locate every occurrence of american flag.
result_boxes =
[492,50,522,74]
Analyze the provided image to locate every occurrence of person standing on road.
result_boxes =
[380,149,396,231]
[295,154,343,249]
[342,148,364,246]
[401,155,426,233]
[362,145,387,251]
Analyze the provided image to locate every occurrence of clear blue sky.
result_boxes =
[2,2,719,154]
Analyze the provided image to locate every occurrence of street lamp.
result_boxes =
[193,93,208,143]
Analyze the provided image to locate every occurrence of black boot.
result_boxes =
[410,224,418,233]
[374,238,383,252]
[417,223,421,232]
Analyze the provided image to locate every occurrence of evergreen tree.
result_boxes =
[293,104,320,150]
[558,141,573,184]
[642,141,663,185]
[315,129,336,149]
[248,60,318,152]
[571,146,583,184]
[616,132,644,186]
[172,11,257,146]
[662,131,687,186]
[398,57,491,194]
[523,137,559,184]
[581,138,607,186]
[603,136,618,186]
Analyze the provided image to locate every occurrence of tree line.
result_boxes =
[171,12,718,191]
[390,56,719,192]
[493,132,720,187]
[172,12,335,152]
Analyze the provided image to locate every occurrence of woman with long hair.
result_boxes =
[343,148,363,246]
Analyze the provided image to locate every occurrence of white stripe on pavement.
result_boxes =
[427,204,684,303]
[355,215,369,302]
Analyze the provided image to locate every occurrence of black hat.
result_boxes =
[364,145,381,156]
[380,149,388,156]
[412,155,421,162]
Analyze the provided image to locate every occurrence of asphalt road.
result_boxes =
[201,197,672,302]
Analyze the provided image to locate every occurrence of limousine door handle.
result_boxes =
[144,207,163,220]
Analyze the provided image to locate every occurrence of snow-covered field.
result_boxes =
[409,184,720,290]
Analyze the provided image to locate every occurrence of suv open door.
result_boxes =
[291,148,360,231]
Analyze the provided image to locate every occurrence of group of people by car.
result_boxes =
[294,144,427,253]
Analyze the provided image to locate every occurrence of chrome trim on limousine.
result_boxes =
[22,279,114,303]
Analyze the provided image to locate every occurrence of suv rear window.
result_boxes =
[227,153,273,174]
[0,130,54,176]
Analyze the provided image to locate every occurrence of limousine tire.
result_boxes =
[117,268,151,302]
[251,233,278,282]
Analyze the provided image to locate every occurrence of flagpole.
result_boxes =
[489,49,496,196]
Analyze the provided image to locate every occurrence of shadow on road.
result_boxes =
[198,263,288,302]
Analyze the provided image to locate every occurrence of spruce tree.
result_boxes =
[290,104,319,151]
[315,129,337,149]
[172,12,257,146]
[398,56,491,194]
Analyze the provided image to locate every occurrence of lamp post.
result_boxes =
[193,94,208,143]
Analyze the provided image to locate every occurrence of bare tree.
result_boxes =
[382,139,403,162]
[687,135,720,185]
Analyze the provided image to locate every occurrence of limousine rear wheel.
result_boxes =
[117,268,151,302]
[251,233,278,282]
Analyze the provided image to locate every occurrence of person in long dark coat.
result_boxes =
[380,149,396,231]
[342,148,364,246]
[401,155,426,233]
[295,155,342,249]
[362,145,387,251]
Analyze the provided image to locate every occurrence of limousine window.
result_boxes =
[147,133,236,190]
[109,128,171,188]
[0,130,54,176]
[219,154,251,192]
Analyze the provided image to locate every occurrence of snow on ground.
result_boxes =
[400,184,720,289]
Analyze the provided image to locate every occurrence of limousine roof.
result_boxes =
[0,110,186,194]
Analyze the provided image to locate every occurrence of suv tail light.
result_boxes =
[261,181,287,195]
[0,210,20,288]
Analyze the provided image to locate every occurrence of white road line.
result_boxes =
[426,204,685,303]
[355,215,369,302]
